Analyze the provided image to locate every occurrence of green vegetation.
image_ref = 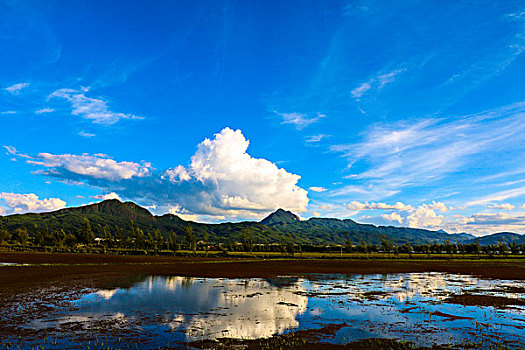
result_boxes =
[0,199,523,257]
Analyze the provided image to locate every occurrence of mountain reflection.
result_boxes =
[76,276,308,340]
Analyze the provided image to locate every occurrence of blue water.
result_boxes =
[4,272,525,349]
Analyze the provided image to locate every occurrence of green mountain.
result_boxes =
[1,199,519,246]
[466,232,525,245]
[260,208,300,225]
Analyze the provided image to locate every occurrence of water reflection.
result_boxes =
[9,273,525,348]
[68,276,308,340]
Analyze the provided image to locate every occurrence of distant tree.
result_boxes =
[457,242,465,257]
[286,232,295,256]
[35,225,52,247]
[12,227,28,246]
[184,225,196,252]
[153,229,161,253]
[279,234,287,253]
[393,242,399,257]
[243,228,254,254]
[444,240,455,256]
[135,227,145,249]
[168,231,178,252]
[344,232,352,253]
[82,218,95,246]
[64,232,77,247]
[53,229,66,248]
[227,239,236,252]
[0,227,11,244]
[103,225,112,246]
[204,231,209,255]
[423,244,431,258]
[498,239,509,255]
[401,242,413,258]
[360,238,369,257]
[380,236,392,257]
[474,240,481,258]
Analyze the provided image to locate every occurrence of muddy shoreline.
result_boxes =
[1,252,524,292]
[1,252,524,349]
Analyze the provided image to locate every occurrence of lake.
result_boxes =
[2,272,524,349]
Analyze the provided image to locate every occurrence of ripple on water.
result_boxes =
[1,272,524,349]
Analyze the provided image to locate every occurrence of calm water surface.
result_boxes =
[4,272,525,349]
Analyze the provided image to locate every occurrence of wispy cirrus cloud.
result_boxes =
[346,201,414,211]
[468,186,525,206]
[305,134,330,143]
[275,111,326,130]
[5,82,29,95]
[35,108,55,114]
[460,212,525,227]
[351,68,404,101]
[50,87,143,125]
[331,102,525,201]
[78,131,96,138]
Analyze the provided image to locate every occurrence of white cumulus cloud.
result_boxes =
[488,203,516,210]
[93,192,122,201]
[406,205,444,229]
[162,165,191,183]
[427,201,449,212]
[16,127,309,220]
[0,193,66,214]
[309,187,327,192]
[381,212,403,224]
[27,153,152,181]
[181,127,309,215]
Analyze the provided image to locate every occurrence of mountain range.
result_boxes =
[1,199,523,246]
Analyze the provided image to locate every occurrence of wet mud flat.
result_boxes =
[2,252,525,283]
[1,253,525,349]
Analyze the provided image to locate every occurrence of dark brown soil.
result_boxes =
[445,293,525,307]
[1,252,525,290]
[188,323,425,350]
[188,323,459,349]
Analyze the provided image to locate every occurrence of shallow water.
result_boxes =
[3,272,525,349]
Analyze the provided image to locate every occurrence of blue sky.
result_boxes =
[1,0,525,235]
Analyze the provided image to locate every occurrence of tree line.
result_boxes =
[1,219,524,256]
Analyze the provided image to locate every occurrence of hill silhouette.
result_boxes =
[1,199,522,246]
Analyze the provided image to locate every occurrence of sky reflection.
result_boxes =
[15,273,525,348]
